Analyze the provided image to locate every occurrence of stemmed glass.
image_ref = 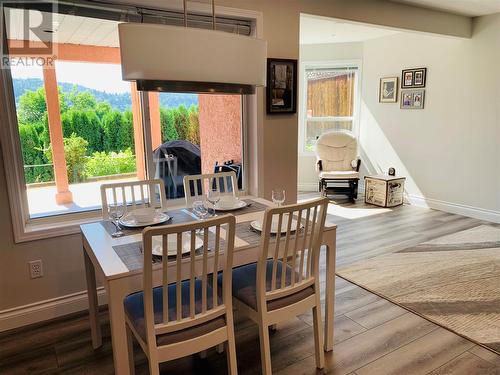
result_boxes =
[192,200,209,220]
[272,189,286,207]
[108,202,126,237]
[206,188,220,216]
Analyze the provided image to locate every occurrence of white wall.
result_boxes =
[298,42,363,191]
[298,14,500,222]
[360,14,500,220]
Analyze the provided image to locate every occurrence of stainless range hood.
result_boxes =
[118,2,267,94]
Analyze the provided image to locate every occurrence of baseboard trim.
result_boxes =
[408,194,500,223]
[298,182,318,192]
[0,288,107,333]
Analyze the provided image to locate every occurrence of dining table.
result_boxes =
[81,197,337,375]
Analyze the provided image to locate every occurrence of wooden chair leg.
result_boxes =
[148,361,160,375]
[226,335,238,375]
[126,325,136,375]
[258,324,273,375]
[312,305,325,369]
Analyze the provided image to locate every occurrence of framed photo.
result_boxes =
[401,89,425,109]
[379,77,398,103]
[266,58,297,114]
[401,68,426,88]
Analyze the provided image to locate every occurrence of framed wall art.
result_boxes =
[266,58,297,114]
[401,68,426,88]
[401,89,425,109]
[379,77,398,103]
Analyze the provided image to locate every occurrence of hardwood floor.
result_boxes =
[1,195,499,374]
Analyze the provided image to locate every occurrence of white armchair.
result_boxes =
[315,130,361,201]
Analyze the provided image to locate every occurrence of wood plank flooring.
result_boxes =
[1,195,499,374]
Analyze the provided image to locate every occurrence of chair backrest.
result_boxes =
[256,197,329,311]
[183,171,238,207]
[141,214,236,348]
[316,130,358,171]
[100,179,167,219]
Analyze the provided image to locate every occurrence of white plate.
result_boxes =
[214,199,247,211]
[250,214,303,234]
[119,212,170,228]
[152,234,204,257]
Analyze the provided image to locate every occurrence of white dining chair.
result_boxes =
[183,171,238,207]
[124,214,238,375]
[223,197,329,374]
[100,179,167,219]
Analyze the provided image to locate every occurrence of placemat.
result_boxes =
[101,199,269,238]
[113,231,228,271]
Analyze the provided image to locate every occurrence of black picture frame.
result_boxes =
[266,58,297,114]
[401,68,427,89]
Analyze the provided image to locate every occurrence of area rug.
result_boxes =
[336,224,500,354]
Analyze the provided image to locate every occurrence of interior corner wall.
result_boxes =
[298,14,500,220]
[359,13,500,220]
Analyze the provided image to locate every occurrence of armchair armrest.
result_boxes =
[351,158,361,172]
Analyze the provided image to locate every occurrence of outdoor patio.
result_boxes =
[27,177,138,218]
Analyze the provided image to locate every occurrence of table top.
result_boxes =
[81,197,336,280]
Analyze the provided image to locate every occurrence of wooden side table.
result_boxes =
[364,175,406,207]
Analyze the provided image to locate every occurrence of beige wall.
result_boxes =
[0,0,473,317]
[298,14,500,218]
[359,14,500,213]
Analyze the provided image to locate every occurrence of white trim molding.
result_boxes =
[0,288,107,333]
[408,194,500,223]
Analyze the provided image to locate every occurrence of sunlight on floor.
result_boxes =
[326,203,391,219]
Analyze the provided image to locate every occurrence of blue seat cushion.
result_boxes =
[124,279,225,346]
[219,260,314,311]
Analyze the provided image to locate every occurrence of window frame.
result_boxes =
[0,2,261,243]
[299,59,362,156]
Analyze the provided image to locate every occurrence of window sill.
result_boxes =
[16,199,199,243]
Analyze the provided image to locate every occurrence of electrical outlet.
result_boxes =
[29,260,43,279]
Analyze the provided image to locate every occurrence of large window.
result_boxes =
[302,62,360,153]
[1,2,251,240]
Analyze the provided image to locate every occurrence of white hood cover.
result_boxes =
[118,22,267,94]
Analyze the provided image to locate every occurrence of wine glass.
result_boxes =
[206,188,220,216]
[192,200,209,220]
[108,202,126,237]
[272,189,286,207]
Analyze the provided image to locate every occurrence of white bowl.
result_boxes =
[131,208,157,223]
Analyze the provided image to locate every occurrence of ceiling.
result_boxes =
[5,8,120,47]
[300,15,400,45]
[390,0,500,16]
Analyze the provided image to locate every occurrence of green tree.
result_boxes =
[187,105,200,145]
[101,110,124,152]
[17,87,67,125]
[46,133,88,183]
[61,109,102,153]
[96,101,112,120]
[173,105,190,140]
[68,87,97,111]
[18,123,53,183]
[119,110,135,151]
[160,107,179,142]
